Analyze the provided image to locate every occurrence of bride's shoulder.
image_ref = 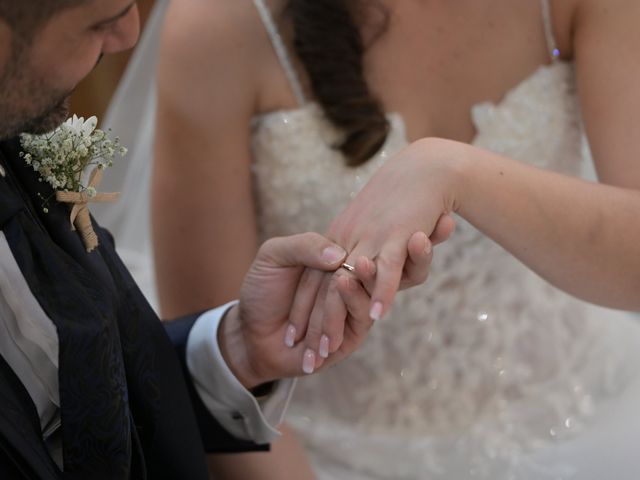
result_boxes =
[557,0,639,60]
[162,0,270,61]
[157,0,269,115]
[152,0,271,129]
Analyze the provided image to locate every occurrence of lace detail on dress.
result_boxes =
[251,61,637,478]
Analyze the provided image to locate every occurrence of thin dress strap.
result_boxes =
[252,0,307,105]
[540,0,561,61]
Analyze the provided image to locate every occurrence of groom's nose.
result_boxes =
[102,4,141,55]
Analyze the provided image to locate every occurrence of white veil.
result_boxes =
[93,0,169,309]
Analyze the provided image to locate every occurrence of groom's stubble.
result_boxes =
[0,38,105,142]
[0,41,73,140]
[0,0,96,141]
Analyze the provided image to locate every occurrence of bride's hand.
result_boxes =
[284,226,456,373]
[328,138,463,317]
[286,222,454,374]
[283,139,462,370]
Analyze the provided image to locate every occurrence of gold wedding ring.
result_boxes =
[341,262,355,272]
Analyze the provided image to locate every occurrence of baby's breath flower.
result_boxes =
[62,138,73,152]
[19,114,127,200]
[78,145,89,157]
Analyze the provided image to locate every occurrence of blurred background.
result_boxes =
[69,0,156,119]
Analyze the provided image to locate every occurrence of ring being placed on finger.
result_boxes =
[341,262,355,272]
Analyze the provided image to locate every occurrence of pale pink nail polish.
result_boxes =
[370,302,384,321]
[424,238,432,255]
[319,335,330,359]
[284,324,297,348]
[302,349,316,374]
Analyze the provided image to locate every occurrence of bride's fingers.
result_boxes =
[353,255,376,296]
[286,268,325,348]
[399,216,454,289]
[430,213,456,246]
[369,238,407,321]
[336,275,374,354]
[400,231,433,289]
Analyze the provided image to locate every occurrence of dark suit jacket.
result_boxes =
[0,139,266,479]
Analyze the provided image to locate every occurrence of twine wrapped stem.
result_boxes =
[55,167,119,252]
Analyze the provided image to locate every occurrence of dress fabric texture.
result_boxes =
[250,66,640,480]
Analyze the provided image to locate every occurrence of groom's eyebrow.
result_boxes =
[94,1,137,28]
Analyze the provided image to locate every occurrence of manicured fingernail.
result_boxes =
[284,324,297,348]
[302,349,316,374]
[424,238,432,255]
[322,245,346,264]
[370,302,384,321]
[319,335,330,358]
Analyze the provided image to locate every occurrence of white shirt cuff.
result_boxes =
[186,300,296,444]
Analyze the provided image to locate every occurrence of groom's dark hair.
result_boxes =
[0,0,89,37]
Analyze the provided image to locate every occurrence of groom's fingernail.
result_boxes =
[302,349,316,374]
[322,245,346,264]
[284,324,297,348]
[370,302,384,321]
[319,335,330,358]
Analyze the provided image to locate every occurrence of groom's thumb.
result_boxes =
[258,233,346,271]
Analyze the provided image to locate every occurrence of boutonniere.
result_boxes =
[19,115,127,252]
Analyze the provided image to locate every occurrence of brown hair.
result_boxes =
[0,0,88,36]
[286,0,390,166]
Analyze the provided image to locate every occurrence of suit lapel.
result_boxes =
[0,355,60,480]
[0,143,60,479]
[0,138,209,479]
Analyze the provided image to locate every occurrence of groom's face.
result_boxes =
[0,0,140,140]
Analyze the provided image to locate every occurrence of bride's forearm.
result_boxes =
[423,138,640,310]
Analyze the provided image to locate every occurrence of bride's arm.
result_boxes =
[152,1,316,479]
[447,0,640,310]
[153,0,259,319]
[468,0,640,308]
[477,0,640,306]
[326,136,640,316]
[574,0,640,190]
[440,140,640,310]
[304,0,640,351]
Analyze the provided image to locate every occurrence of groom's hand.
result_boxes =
[216,232,373,389]
[283,220,455,374]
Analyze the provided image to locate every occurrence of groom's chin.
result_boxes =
[20,97,71,135]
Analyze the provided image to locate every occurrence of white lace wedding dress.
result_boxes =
[98,0,640,478]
